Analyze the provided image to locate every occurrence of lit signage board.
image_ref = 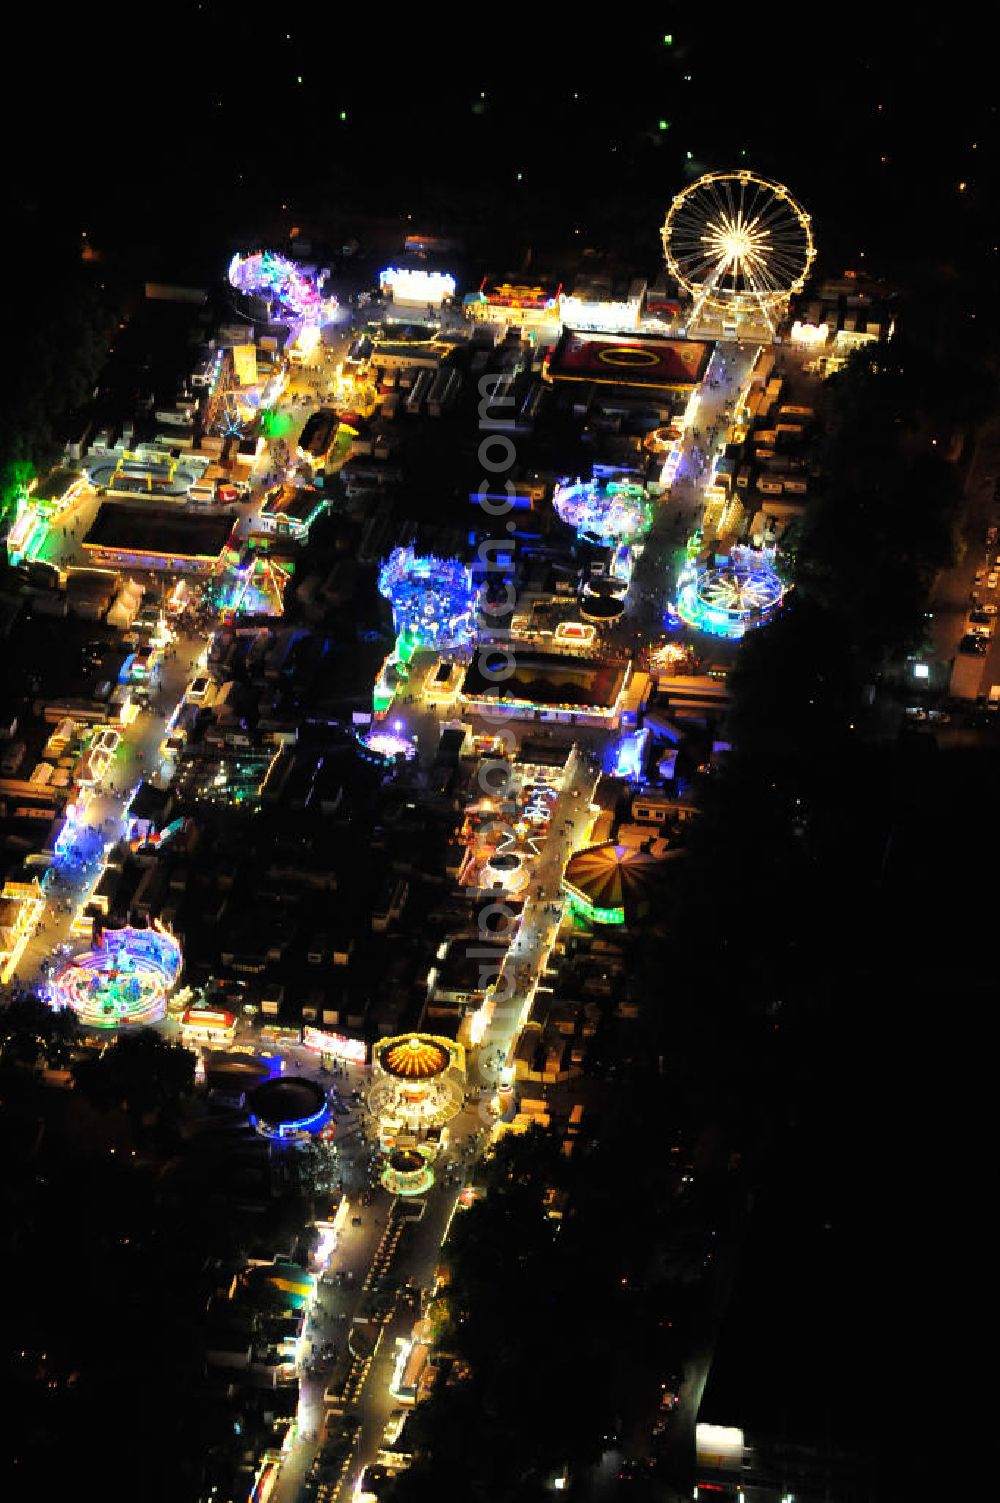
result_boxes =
[379,268,456,305]
[484,281,558,310]
[303,1026,367,1064]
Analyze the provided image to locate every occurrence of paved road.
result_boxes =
[931,414,1000,697]
[11,628,207,989]
[474,743,600,1086]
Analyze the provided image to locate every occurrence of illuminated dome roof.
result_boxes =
[379,1035,451,1081]
[388,1148,426,1174]
[248,1077,328,1130]
[580,593,625,623]
[562,843,661,923]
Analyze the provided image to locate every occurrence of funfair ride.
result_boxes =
[227,250,337,339]
[368,1034,466,1135]
[47,923,182,1028]
[552,477,652,546]
[675,546,786,639]
[662,171,815,337]
[377,546,479,650]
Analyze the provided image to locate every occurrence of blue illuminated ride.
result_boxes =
[377,546,479,649]
[214,396,249,440]
[607,729,649,782]
[553,477,652,545]
[247,1077,331,1140]
[675,546,786,638]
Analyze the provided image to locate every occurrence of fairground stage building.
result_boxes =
[83,503,237,574]
[543,329,715,396]
[459,648,630,728]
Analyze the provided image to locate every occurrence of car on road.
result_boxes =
[960,634,989,656]
[989,572,999,589]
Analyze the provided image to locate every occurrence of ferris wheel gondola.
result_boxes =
[662,171,815,335]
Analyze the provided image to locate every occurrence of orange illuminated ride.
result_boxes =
[369,1034,466,1133]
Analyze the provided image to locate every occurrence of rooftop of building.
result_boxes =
[461,649,627,710]
[545,329,714,390]
[84,502,236,560]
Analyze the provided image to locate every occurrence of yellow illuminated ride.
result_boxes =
[662,171,815,335]
[368,1033,466,1133]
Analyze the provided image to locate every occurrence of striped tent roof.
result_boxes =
[563,843,661,916]
[379,1035,450,1081]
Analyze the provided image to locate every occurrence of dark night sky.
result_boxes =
[5,12,995,281]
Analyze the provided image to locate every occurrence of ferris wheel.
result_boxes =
[662,171,815,334]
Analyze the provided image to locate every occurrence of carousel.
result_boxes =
[380,1145,436,1197]
[47,923,182,1028]
[368,1033,466,1137]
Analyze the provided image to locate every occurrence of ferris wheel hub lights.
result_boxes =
[663,171,815,332]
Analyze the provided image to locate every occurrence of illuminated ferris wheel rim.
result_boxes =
[662,170,815,311]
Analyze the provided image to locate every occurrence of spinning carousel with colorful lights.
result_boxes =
[228,250,337,335]
[378,547,479,649]
[47,924,182,1028]
[459,776,558,893]
[368,1034,466,1136]
[674,546,786,639]
[553,477,652,545]
[357,728,418,764]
